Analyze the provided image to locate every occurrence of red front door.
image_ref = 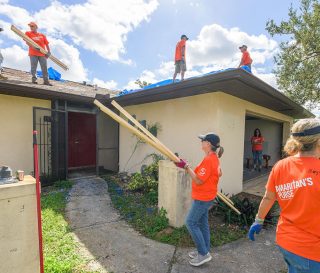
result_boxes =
[68,112,96,168]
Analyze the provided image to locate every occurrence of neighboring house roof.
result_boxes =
[115,69,313,119]
[0,67,117,104]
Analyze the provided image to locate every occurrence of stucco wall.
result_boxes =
[0,94,51,175]
[119,91,293,195]
[97,111,119,171]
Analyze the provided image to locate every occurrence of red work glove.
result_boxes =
[175,159,188,169]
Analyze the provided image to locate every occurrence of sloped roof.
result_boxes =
[115,68,313,119]
[0,67,117,104]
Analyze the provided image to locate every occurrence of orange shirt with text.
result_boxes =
[192,153,220,201]
[266,156,320,262]
[175,40,186,61]
[25,31,49,57]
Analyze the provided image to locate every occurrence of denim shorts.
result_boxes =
[278,246,320,273]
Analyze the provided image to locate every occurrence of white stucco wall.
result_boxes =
[97,111,119,171]
[0,94,51,175]
[119,92,293,195]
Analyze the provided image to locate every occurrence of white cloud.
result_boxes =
[187,24,278,69]
[124,23,279,90]
[2,41,87,82]
[2,45,30,71]
[0,0,158,62]
[0,0,159,84]
[92,78,118,89]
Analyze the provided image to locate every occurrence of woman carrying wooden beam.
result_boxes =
[175,132,224,267]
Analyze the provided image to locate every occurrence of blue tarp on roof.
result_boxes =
[37,67,64,81]
[118,66,251,97]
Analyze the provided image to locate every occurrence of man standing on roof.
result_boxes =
[238,45,253,71]
[173,34,188,82]
[25,22,52,86]
[0,27,6,80]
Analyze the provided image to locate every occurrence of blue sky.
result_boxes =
[0,0,299,90]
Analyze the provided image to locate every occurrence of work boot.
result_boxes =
[189,252,212,267]
[32,79,38,84]
[0,74,7,80]
[188,250,198,259]
[43,81,53,86]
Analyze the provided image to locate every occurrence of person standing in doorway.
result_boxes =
[175,133,224,267]
[238,45,253,71]
[25,22,52,86]
[251,128,264,171]
[248,118,320,273]
[173,34,188,82]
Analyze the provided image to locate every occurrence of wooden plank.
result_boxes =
[11,25,69,71]
[95,99,240,215]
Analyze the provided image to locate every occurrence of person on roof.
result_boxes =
[25,22,52,86]
[238,45,253,71]
[0,27,6,80]
[173,34,188,82]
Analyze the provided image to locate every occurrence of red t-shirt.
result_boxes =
[25,31,49,57]
[175,40,186,61]
[241,51,252,65]
[192,152,220,201]
[251,136,264,151]
[266,156,320,262]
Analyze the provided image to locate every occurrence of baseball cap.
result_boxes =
[198,133,220,147]
[28,22,38,27]
[239,44,247,49]
[181,34,189,40]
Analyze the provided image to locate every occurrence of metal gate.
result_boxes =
[33,107,67,185]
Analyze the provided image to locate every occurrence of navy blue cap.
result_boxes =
[181,34,189,40]
[198,133,220,147]
[291,125,320,137]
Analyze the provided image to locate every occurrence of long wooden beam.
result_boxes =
[111,100,180,162]
[95,99,240,215]
[11,25,68,71]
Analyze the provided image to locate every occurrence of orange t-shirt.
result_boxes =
[192,152,220,201]
[175,40,186,61]
[241,51,252,65]
[266,156,320,262]
[25,31,49,57]
[251,136,264,151]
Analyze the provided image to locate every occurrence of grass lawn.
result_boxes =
[102,175,247,248]
[42,180,99,273]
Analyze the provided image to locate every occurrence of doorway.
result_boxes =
[243,114,283,183]
[68,112,96,169]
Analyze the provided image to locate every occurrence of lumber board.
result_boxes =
[95,99,240,215]
[11,25,68,71]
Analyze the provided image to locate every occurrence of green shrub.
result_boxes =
[127,172,158,192]
[127,154,163,193]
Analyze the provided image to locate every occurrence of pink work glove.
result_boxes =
[175,159,188,169]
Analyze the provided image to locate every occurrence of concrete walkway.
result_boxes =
[66,177,286,273]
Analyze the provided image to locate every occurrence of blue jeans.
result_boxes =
[252,150,262,166]
[185,199,214,256]
[278,246,320,273]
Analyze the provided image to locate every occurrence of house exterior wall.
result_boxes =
[119,91,293,195]
[0,94,51,175]
[97,111,119,172]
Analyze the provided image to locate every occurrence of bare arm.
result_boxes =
[185,166,204,185]
[256,190,276,219]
